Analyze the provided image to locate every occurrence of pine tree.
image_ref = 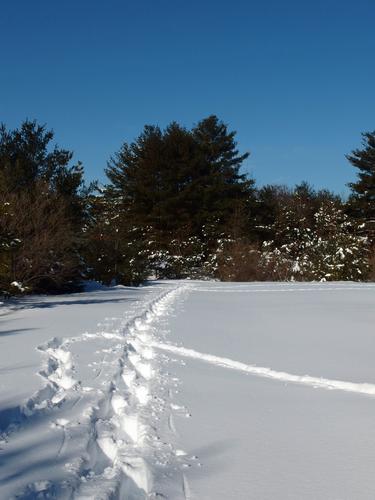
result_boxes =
[0,121,84,197]
[346,131,375,241]
[105,117,254,278]
[253,184,289,242]
[84,192,149,286]
[192,115,254,238]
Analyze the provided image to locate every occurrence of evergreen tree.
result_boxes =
[106,125,165,230]
[192,115,254,238]
[346,131,375,240]
[253,184,289,242]
[84,191,149,286]
[0,121,82,191]
[105,116,254,278]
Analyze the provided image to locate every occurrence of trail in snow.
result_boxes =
[0,284,192,500]
[72,284,192,499]
[152,342,375,397]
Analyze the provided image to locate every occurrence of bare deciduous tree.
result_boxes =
[0,181,81,293]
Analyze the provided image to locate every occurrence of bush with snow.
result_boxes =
[261,201,369,281]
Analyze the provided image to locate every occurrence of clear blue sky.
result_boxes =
[1,0,374,195]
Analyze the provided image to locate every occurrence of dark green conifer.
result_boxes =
[346,131,375,240]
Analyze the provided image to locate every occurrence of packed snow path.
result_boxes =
[0,283,193,499]
[0,281,375,499]
[152,341,375,397]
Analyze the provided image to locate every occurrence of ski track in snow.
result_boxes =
[1,284,192,500]
[152,342,375,398]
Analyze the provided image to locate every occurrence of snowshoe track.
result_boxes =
[3,285,191,499]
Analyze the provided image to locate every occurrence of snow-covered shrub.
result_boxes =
[261,201,369,281]
[258,244,295,281]
[147,235,209,279]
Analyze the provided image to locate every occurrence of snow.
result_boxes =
[0,281,375,498]
[10,281,27,292]
[152,341,375,397]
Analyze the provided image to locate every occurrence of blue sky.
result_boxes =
[1,0,374,195]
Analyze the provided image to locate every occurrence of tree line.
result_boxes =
[0,116,374,295]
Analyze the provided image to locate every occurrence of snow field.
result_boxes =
[163,281,375,499]
[1,280,374,499]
